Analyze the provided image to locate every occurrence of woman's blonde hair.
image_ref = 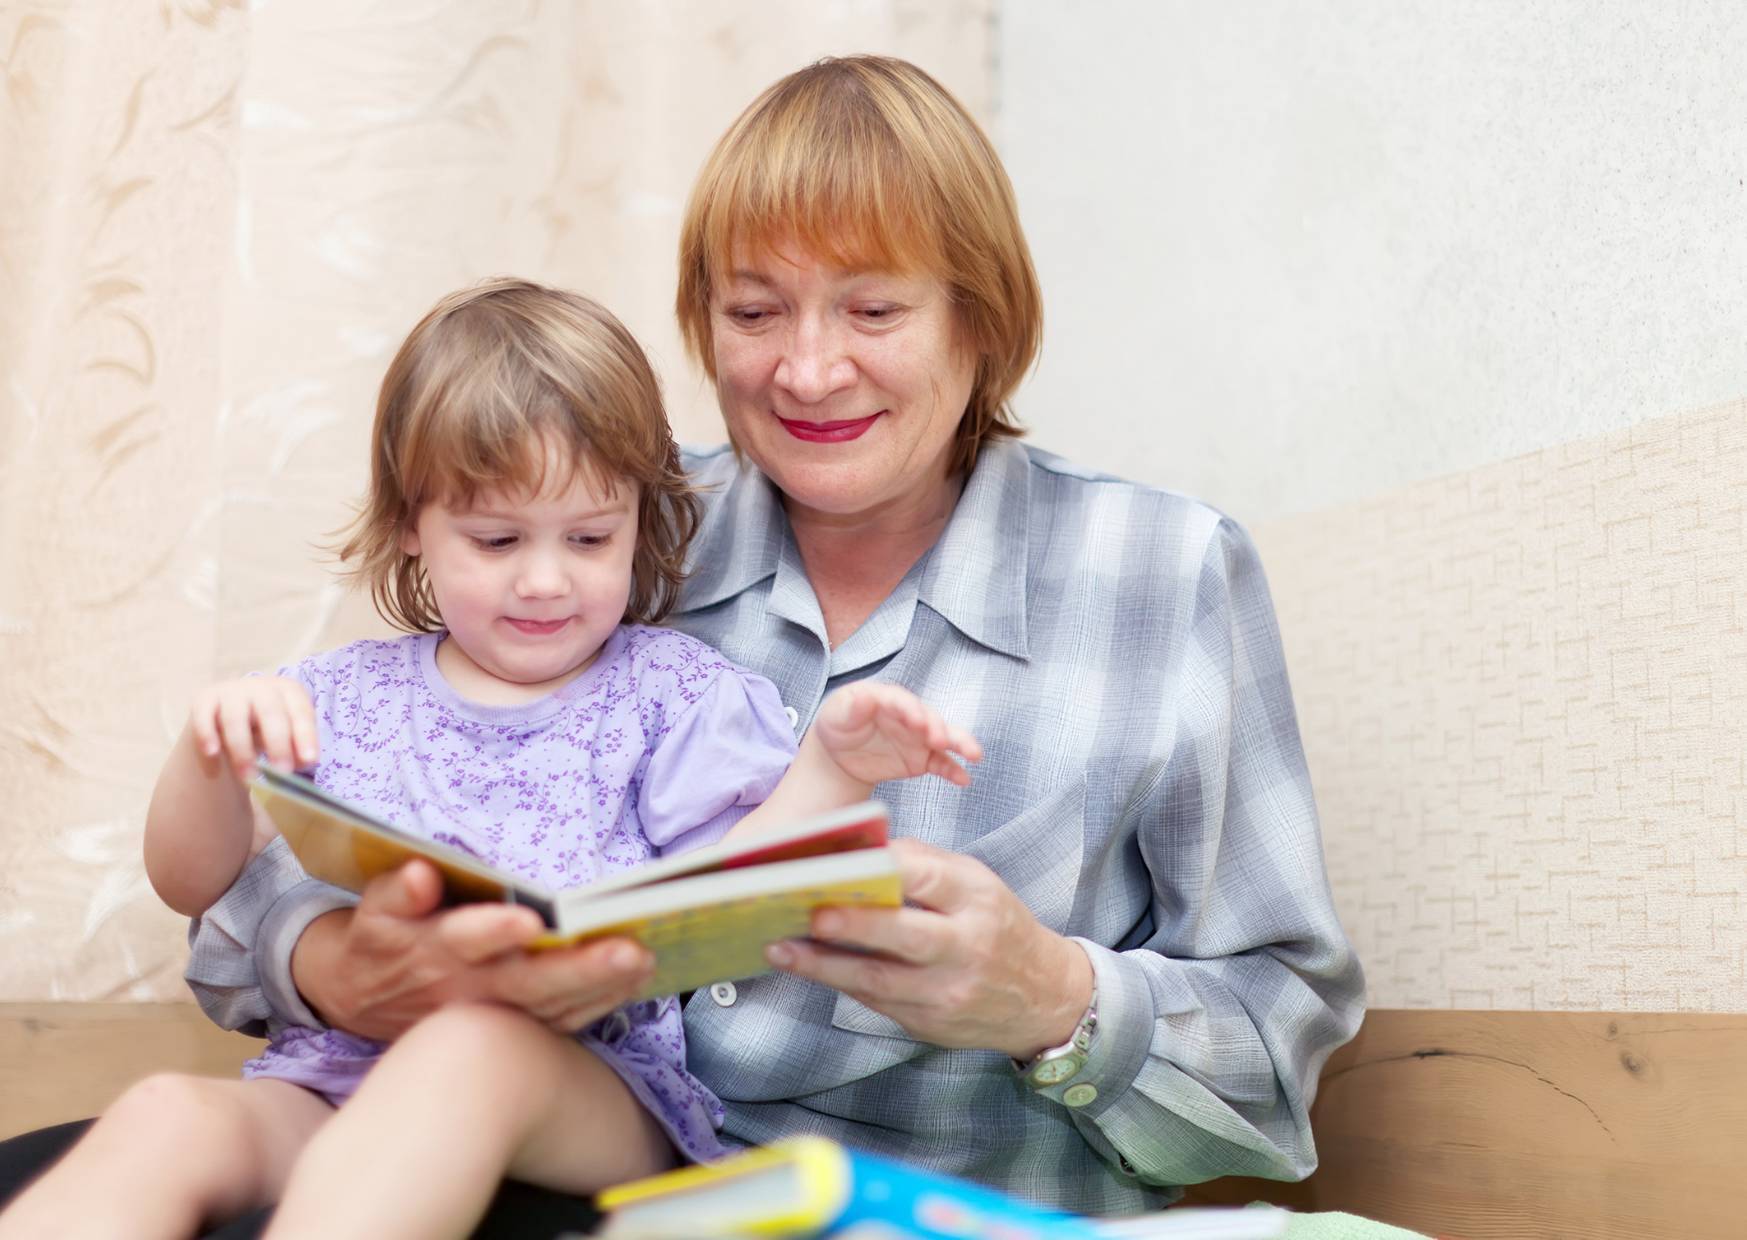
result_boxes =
[675,55,1042,476]
[338,278,699,632]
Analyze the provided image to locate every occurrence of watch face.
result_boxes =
[1031,1056,1079,1086]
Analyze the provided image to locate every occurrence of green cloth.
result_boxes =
[1276,1206,1432,1240]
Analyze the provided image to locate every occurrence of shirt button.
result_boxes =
[783,705,800,732]
[1062,1082,1098,1108]
[709,981,737,1007]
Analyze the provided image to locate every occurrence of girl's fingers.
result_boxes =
[946,725,983,764]
[189,693,222,760]
[215,692,258,780]
[929,752,971,786]
[281,682,320,767]
[254,698,296,772]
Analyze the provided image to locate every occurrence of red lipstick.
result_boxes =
[776,413,882,443]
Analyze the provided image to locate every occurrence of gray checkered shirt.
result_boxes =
[188,439,1364,1214]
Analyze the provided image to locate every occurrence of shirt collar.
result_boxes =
[675,450,784,614]
[916,438,1031,660]
[675,439,1032,661]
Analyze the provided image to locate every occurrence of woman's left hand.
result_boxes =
[765,838,1095,1060]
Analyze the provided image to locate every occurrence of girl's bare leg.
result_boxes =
[0,1075,331,1240]
[266,1003,675,1240]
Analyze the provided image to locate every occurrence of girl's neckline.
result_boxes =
[415,626,627,722]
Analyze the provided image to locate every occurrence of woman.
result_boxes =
[3,55,1363,1230]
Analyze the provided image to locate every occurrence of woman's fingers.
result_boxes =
[438,901,547,964]
[889,837,987,913]
[809,903,946,964]
[766,936,912,1007]
[493,937,653,1026]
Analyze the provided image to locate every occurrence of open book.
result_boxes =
[251,764,899,1000]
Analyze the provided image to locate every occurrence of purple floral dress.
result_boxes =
[241,624,798,1162]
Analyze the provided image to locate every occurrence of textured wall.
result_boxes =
[999,0,1747,523]
[1257,401,1747,1010]
[0,0,994,1002]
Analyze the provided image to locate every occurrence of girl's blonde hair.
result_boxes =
[675,55,1043,477]
[338,278,699,632]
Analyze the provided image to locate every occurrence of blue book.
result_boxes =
[595,1135,1107,1239]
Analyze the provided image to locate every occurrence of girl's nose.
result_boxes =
[514,549,568,598]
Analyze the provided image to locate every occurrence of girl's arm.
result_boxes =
[144,676,318,917]
[725,682,979,840]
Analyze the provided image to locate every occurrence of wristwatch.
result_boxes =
[1014,983,1098,1100]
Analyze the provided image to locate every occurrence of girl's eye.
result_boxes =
[472,536,517,551]
[571,534,609,547]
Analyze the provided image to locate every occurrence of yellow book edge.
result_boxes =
[596,1136,850,1235]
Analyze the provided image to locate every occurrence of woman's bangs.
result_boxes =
[705,121,940,279]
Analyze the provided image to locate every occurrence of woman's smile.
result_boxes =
[776,411,885,443]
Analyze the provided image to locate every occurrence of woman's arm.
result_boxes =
[768,517,1365,1185]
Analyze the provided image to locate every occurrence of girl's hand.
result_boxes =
[765,838,1095,1059]
[811,683,983,789]
[190,676,319,783]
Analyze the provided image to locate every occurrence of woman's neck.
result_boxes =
[785,474,963,649]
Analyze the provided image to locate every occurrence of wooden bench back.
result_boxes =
[1186,1009,1747,1239]
[8,1003,1745,1237]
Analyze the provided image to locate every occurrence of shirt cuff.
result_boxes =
[258,878,359,1031]
[1041,937,1154,1117]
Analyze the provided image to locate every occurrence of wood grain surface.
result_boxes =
[1185,1009,1747,1238]
[5,1004,1743,1239]
[0,1003,262,1139]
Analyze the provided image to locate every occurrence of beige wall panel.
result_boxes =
[1259,401,1747,1011]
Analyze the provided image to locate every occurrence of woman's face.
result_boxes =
[709,244,977,526]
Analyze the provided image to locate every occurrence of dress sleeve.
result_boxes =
[1055,517,1366,1185]
[637,667,799,856]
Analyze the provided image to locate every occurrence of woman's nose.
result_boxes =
[774,319,855,403]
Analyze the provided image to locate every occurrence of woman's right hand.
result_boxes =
[291,859,656,1040]
[190,675,319,782]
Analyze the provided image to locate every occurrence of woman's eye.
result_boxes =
[726,306,771,325]
[857,304,902,323]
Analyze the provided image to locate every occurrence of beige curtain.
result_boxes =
[0,0,994,1002]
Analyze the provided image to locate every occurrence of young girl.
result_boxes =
[0,279,981,1240]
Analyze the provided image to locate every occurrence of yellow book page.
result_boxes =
[534,873,903,999]
[263,785,514,904]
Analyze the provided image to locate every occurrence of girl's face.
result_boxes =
[400,457,638,706]
[709,243,977,529]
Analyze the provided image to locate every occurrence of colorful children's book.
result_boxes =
[595,1136,1105,1239]
[594,1137,1293,1239]
[250,764,898,1000]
